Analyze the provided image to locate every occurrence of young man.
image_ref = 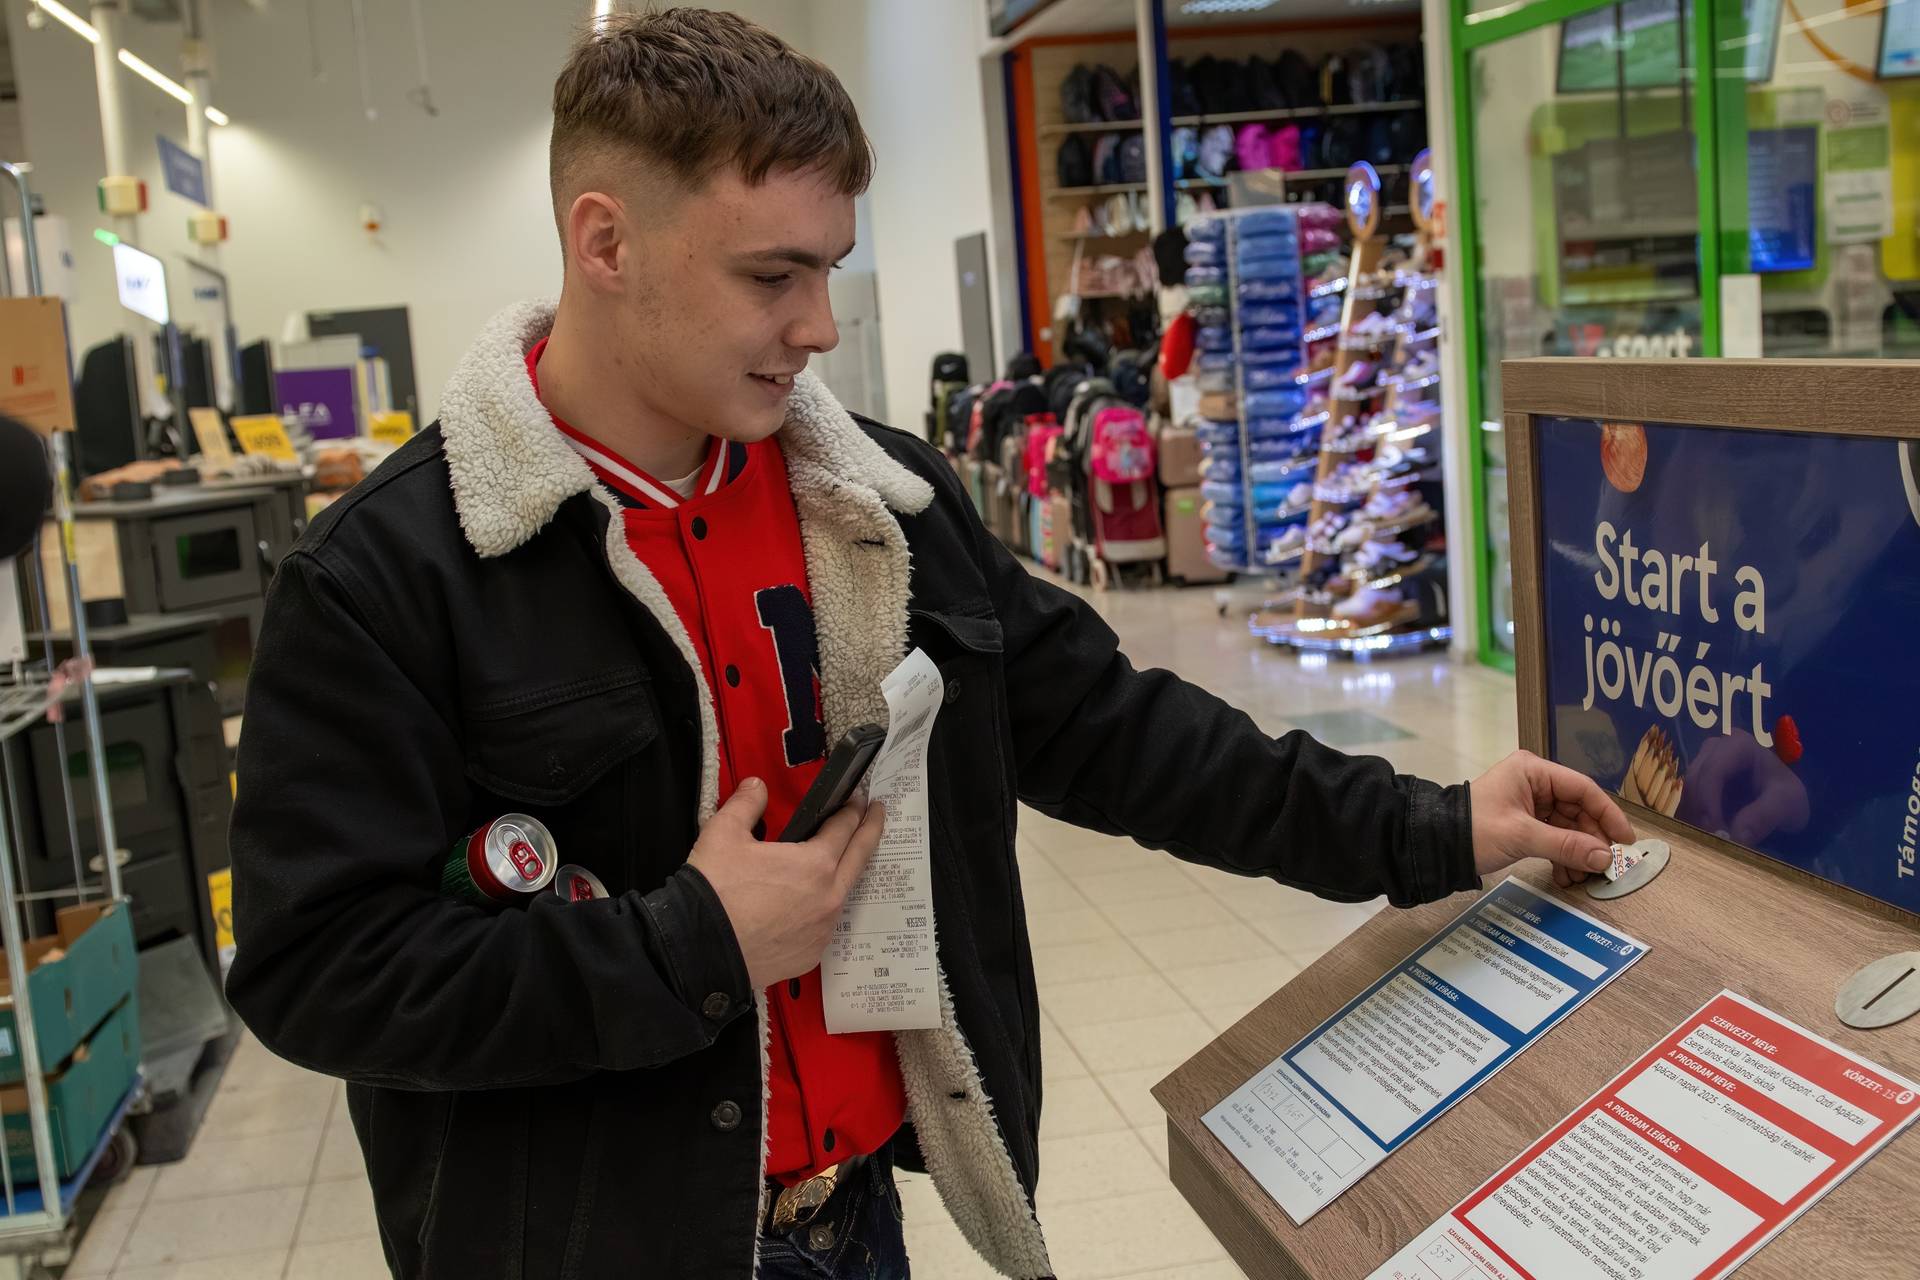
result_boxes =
[226,10,1631,1279]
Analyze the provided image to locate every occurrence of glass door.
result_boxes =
[1711,0,1920,359]
[1458,1,1708,661]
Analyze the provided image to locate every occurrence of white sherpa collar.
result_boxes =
[437,299,933,558]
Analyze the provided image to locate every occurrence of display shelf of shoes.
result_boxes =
[1291,234,1389,629]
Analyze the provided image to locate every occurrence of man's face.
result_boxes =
[612,166,854,444]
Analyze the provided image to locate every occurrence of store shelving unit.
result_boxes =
[1253,162,1450,657]
[0,162,141,1277]
[1008,17,1424,363]
[1186,203,1338,578]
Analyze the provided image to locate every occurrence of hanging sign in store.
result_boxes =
[275,366,360,441]
[230,413,298,463]
[1537,414,1920,913]
[1203,878,1646,1224]
[366,410,414,447]
[1370,991,1920,1280]
[0,297,76,434]
[156,134,208,208]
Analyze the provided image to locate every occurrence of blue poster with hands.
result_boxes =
[1538,417,1920,913]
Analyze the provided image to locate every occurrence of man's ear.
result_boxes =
[566,190,626,293]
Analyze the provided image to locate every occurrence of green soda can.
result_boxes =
[443,814,558,905]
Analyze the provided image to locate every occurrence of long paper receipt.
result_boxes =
[822,648,943,1034]
[1371,991,1920,1280]
[1205,878,1647,1224]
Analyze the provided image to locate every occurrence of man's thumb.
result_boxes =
[1540,821,1611,875]
[715,778,769,834]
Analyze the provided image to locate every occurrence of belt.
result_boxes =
[765,1152,872,1233]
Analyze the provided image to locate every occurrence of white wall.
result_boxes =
[6,3,203,362]
[812,2,1001,432]
[8,0,817,423]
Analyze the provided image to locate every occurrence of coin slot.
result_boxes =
[1863,967,1916,1012]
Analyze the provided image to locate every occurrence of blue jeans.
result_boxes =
[757,1142,910,1280]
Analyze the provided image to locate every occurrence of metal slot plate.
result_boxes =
[1587,840,1671,900]
[1837,952,1920,1030]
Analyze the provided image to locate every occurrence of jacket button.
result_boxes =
[701,992,731,1020]
[691,516,709,541]
[725,665,741,688]
[711,1100,742,1131]
[944,678,962,704]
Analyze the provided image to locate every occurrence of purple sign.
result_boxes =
[275,366,358,441]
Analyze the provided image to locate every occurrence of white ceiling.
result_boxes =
[1009,0,1422,40]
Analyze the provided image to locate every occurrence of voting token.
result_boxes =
[442,814,558,905]
[555,864,609,902]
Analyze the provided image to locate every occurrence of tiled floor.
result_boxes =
[69,579,1517,1278]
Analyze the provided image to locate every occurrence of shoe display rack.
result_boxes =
[1183,202,1344,576]
[1253,159,1450,656]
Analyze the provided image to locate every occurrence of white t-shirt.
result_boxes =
[661,466,701,500]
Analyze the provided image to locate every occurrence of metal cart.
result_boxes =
[2,161,141,1279]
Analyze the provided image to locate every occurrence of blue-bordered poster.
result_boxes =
[1203,879,1646,1223]
[1536,416,1920,913]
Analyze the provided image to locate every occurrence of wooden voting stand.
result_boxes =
[1154,358,1920,1280]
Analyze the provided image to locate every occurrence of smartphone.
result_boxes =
[777,723,887,843]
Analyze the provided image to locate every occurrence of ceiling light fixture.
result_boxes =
[36,1,237,126]
[1179,0,1277,14]
[118,49,194,106]
[31,0,99,42]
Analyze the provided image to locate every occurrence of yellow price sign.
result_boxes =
[367,410,414,447]
[208,867,235,969]
[231,414,298,463]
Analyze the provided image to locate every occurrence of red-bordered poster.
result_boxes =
[1369,991,1920,1280]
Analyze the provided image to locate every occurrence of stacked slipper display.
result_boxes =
[1183,204,1342,572]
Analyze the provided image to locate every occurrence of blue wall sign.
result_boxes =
[157,135,207,207]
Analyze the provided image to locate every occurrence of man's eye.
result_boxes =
[753,274,790,288]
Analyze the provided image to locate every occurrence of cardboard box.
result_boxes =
[1159,426,1203,487]
[0,902,137,1085]
[1165,487,1229,584]
[0,297,77,434]
[0,997,139,1183]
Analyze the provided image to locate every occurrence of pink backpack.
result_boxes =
[1089,406,1156,485]
[1024,417,1063,498]
[1269,124,1302,172]
[1235,124,1272,173]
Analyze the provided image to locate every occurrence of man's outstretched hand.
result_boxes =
[1470,750,1635,889]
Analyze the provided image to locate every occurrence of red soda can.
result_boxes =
[554,865,609,902]
[442,814,557,905]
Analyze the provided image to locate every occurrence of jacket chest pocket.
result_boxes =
[460,669,661,894]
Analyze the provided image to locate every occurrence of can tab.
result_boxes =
[1587,839,1671,900]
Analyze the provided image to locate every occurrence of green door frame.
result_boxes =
[1447,0,1741,672]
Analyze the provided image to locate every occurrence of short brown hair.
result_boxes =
[549,7,873,225]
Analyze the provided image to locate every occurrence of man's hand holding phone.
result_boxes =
[689,778,887,990]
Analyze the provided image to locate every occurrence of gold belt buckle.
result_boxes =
[772,1163,840,1231]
